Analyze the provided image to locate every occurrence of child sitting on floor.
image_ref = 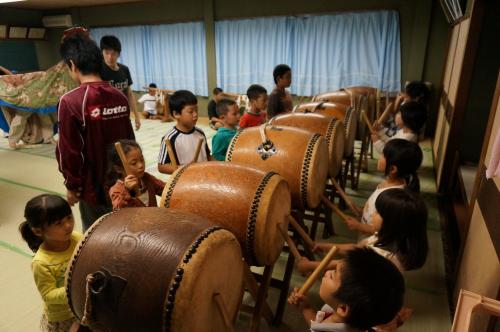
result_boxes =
[298,188,428,274]
[240,84,267,128]
[157,90,211,174]
[345,139,423,238]
[371,101,427,154]
[108,139,165,210]
[212,99,241,161]
[289,247,405,332]
[138,83,159,119]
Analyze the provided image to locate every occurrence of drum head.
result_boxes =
[343,108,357,157]
[303,134,329,208]
[327,119,346,177]
[254,174,291,265]
[171,229,244,332]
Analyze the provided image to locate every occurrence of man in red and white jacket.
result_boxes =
[57,32,134,230]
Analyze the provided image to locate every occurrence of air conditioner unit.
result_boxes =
[42,15,73,28]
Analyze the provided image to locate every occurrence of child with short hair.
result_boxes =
[158,90,211,174]
[19,194,82,332]
[273,64,292,93]
[208,87,224,130]
[345,139,423,237]
[57,32,135,231]
[212,99,241,161]
[100,35,141,130]
[270,64,294,121]
[138,83,159,119]
[289,247,405,331]
[371,101,427,153]
[108,139,165,210]
[240,84,267,128]
[299,188,428,274]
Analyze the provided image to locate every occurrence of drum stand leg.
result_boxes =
[290,210,315,258]
[353,134,368,190]
[242,263,274,332]
[321,188,335,238]
[272,250,295,326]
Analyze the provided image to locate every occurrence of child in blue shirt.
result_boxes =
[211,99,241,161]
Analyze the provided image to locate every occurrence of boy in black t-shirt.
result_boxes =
[100,35,141,130]
[207,87,224,130]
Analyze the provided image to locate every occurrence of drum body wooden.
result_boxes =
[160,162,291,266]
[294,102,357,157]
[270,112,345,178]
[344,86,377,140]
[312,90,352,106]
[66,208,244,332]
[226,125,329,210]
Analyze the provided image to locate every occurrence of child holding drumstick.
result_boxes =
[108,139,165,210]
[289,247,405,331]
[298,188,428,274]
[157,90,211,174]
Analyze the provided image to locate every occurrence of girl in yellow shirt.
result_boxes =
[19,194,82,332]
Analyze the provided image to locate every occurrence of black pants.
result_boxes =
[79,200,112,231]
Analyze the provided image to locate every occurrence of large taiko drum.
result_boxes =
[344,86,377,140]
[293,102,357,157]
[312,89,352,106]
[226,125,329,210]
[160,162,291,266]
[66,208,244,332]
[270,112,345,178]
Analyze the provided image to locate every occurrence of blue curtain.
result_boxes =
[215,17,293,94]
[91,22,208,96]
[215,11,401,95]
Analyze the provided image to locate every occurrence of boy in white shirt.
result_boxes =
[138,83,159,119]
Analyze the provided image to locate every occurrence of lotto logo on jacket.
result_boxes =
[89,105,128,120]
[56,81,135,206]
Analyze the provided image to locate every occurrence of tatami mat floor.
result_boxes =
[0,118,451,331]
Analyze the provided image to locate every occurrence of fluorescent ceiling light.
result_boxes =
[0,0,27,3]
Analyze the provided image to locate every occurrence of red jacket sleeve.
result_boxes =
[56,96,85,192]
[109,181,134,210]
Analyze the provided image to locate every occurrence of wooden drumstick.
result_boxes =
[213,293,235,332]
[115,142,138,194]
[298,246,338,296]
[277,223,302,260]
[329,178,361,217]
[191,137,204,163]
[114,142,132,175]
[376,88,381,117]
[361,110,375,133]
[287,215,315,249]
[165,139,178,167]
[376,102,394,126]
[321,195,349,222]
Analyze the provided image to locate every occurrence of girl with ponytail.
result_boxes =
[342,139,423,238]
[19,194,82,331]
